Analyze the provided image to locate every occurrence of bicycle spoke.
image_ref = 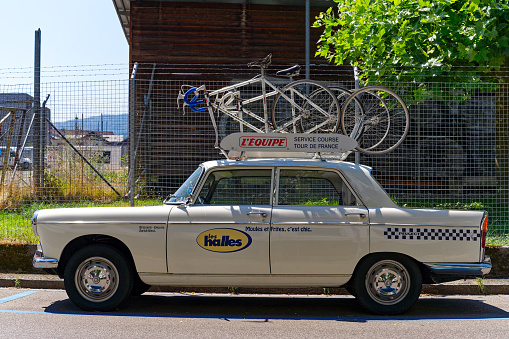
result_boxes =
[271,80,340,133]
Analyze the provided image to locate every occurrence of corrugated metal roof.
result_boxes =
[112,0,130,41]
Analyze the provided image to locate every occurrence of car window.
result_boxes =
[197,169,272,205]
[166,166,203,203]
[278,169,357,206]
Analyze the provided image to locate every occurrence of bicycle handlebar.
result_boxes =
[183,87,207,112]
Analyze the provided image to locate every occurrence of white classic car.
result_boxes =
[32,157,491,315]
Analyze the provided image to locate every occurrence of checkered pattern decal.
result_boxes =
[384,227,480,241]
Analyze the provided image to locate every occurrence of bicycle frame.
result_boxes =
[182,72,337,150]
[200,73,285,154]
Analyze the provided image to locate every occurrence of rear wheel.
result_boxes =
[64,244,133,311]
[352,254,422,315]
[340,86,409,154]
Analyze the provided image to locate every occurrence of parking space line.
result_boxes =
[0,308,509,322]
[0,291,39,304]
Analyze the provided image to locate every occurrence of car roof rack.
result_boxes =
[220,133,358,160]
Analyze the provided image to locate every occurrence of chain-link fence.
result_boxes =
[1,64,509,243]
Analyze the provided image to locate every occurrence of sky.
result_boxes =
[0,0,129,84]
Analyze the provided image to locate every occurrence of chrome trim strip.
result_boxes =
[424,255,492,276]
[371,223,479,228]
[37,221,167,225]
[139,273,351,286]
[169,221,366,226]
[271,222,368,226]
[140,273,350,278]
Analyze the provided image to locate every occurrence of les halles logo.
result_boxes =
[196,228,252,253]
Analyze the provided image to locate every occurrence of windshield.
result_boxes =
[165,166,203,203]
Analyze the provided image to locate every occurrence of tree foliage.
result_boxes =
[314,0,509,84]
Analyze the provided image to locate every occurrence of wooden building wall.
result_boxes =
[130,1,333,70]
[128,1,352,196]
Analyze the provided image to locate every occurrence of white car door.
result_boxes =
[167,168,273,274]
[270,168,369,275]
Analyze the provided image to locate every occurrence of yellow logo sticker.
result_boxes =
[196,228,252,253]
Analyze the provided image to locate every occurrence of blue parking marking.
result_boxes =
[0,308,508,322]
[0,291,39,304]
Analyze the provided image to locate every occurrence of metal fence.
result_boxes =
[1,64,508,243]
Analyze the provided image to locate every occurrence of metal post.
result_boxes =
[135,64,156,160]
[305,0,310,80]
[138,63,156,194]
[129,63,138,207]
[354,65,360,164]
[33,29,42,196]
[417,103,421,197]
[41,94,50,189]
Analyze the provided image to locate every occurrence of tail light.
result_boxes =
[481,215,488,248]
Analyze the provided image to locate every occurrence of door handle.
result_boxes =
[345,213,367,218]
[247,212,268,218]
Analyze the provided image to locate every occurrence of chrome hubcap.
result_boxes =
[366,260,410,305]
[75,257,119,302]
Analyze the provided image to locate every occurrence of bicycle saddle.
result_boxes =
[247,54,272,68]
[276,65,301,78]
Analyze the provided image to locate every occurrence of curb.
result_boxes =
[1,274,509,295]
[1,245,509,276]
[1,245,508,295]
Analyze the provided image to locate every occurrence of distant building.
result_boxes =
[0,93,50,147]
[48,129,126,171]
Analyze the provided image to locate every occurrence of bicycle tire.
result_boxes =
[340,86,410,155]
[271,80,341,133]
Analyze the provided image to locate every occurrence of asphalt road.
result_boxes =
[1,288,508,338]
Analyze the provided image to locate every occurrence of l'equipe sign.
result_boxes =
[220,133,358,153]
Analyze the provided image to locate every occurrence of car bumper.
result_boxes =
[32,243,59,269]
[423,255,492,277]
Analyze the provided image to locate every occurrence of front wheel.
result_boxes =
[64,244,133,311]
[352,254,422,315]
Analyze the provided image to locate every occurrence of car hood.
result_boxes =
[35,205,174,225]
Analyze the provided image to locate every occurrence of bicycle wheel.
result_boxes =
[340,86,409,155]
[328,86,362,124]
[271,80,340,133]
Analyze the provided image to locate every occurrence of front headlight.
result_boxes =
[32,210,39,236]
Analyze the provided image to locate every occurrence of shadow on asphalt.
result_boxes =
[42,293,509,321]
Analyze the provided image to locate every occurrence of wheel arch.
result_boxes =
[347,251,424,314]
[347,251,431,286]
[57,234,137,279]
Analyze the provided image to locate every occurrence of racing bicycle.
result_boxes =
[178,54,410,155]
[178,54,341,142]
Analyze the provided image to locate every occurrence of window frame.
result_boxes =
[193,166,275,206]
[274,166,364,207]
[191,165,365,208]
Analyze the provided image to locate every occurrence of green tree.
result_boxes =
[314,0,509,226]
[315,0,509,85]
